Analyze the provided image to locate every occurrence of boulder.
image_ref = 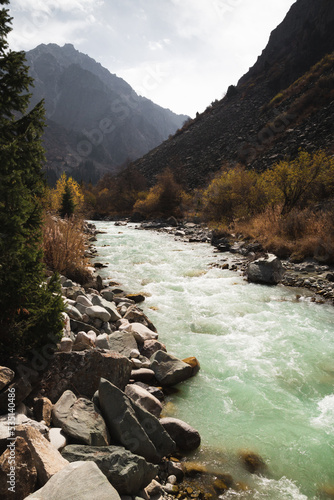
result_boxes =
[0,436,37,500]
[160,417,201,452]
[91,295,122,321]
[40,351,132,402]
[124,323,158,343]
[100,288,115,302]
[0,366,15,391]
[16,425,69,485]
[130,368,156,384]
[52,390,77,427]
[182,357,201,377]
[246,254,284,285]
[86,305,111,323]
[62,444,158,495]
[150,351,193,387]
[72,331,95,351]
[126,293,146,304]
[0,415,49,454]
[125,384,162,418]
[108,331,138,357]
[123,306,157,332]
[65,304,83,321]
[33,397,52,426]
[52,391,109,446]
[76,295,93,308]
[99,378,175,463]
[59,338,73,353]
[95,333,110,350]
[139,340,167,359]
[25,461,121,500]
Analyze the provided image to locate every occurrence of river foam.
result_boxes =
[93,222,334,499]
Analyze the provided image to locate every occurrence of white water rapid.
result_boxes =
[92,221,334,499]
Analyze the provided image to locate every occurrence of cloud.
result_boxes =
[7,0,297,116]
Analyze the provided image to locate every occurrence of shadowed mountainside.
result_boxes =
[25,43,188,185]
[130,0,334,188]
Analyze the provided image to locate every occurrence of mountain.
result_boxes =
[131,0,334,188]
[25,43,188,185]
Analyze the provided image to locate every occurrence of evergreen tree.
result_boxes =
[0,0,64,355]
[60,180,76,218]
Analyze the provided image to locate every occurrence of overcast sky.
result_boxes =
[8,0,296,117]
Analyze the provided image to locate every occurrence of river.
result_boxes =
[92,221,334,499]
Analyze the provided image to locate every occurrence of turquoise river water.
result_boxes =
[92,221,334,499]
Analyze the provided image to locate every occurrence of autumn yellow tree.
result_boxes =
[200,165,265,223]
[260,150,334,215]
[48,173,84,214]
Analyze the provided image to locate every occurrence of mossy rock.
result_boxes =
[239,451,266,474]
[182,462,208,477]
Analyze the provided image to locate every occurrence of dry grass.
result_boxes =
[236,206,334,262]
[43,214,92,284]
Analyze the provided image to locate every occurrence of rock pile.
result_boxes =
[0,273,201,499]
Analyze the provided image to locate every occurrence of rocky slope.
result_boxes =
[131,0,334,188]
[25,43,188,185]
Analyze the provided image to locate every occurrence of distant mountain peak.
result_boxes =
[25,43,188,185]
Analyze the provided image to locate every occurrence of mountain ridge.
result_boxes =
[130,0,334,188]
[25,43,188,185]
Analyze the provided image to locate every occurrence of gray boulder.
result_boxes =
[124,323,158,343]
[139,340,167,359]
[108,331,138,357]
[86,305,111,322]
[150,350,193,387]
[125,384,162,418]
[25,461,121,500]
[92,295,122,321]
[65,304,83,321]
[52,391,109,446]
[95,333,110,350]
[99,378,175,463]
[62,445,158,495]
[247,254,284,285]
[40,350,132,402]
[160,417,201,452]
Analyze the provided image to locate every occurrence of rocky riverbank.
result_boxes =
[1,221,224,500]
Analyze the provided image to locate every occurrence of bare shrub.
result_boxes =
[43,214,91,283]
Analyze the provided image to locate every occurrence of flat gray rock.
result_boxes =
[108,331,138,357]
[62,445,158,495]
[25,461,121,500]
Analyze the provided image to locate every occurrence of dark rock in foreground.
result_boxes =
[40,350,132,402]
[62,444,158,495]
